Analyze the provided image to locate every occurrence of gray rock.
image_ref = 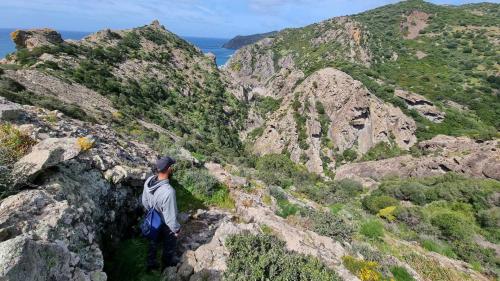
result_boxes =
[0,97,22,121]
[13,137,81,180]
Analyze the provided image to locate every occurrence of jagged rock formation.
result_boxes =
[10,29,64,50]
[222,31,278,49]
[0,100,156,280]
[336,135,500,183]
[244,68,417,174]
[395,89,445,123]
[225,0,499,175]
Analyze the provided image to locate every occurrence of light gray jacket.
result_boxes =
[141,175,181,233]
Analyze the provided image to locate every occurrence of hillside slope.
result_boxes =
[1,20,246,160]
[222,31,278,49]
[226,0,499,174]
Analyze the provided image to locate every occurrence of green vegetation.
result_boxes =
[360,220,385,240]
[104,238,160,281]
[224,234,340,281]
[255,154,318,188]
[361,141,405,161]
[364,173,500,276]
[342,255,386,281]
[171,159,235,211]
[7,26,247,162]
[0,123,36,198]
[0,75,94,122]
[292,93,310,150]
[251,0,499,140]
[299,179,363,205]
[254,96,282,116]
[390,266,416,281]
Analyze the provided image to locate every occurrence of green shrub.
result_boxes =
[255,96,282,116]
[430,212,474,241]
[301,209,355,242]
[0,123,36,165]
[224,234,340,281]
[300,179,363,205]
[362,195,399,214]
[256,154,317,188]
[178,168,219,197]
[476,207,500,228]
[390,266,415,281]
[361,141,404,161]
[342,255,383,281]
[276,200,302,218]
[421,238,457,258]
[360,220,384,239]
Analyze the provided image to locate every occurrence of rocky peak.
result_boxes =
[10,28,64,50]
[150,19,164,30]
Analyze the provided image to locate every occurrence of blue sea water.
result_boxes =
[0,28,233,66]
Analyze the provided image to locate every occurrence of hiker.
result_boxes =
[141,156,181,272]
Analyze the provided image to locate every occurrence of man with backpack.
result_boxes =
[141,156,181,272]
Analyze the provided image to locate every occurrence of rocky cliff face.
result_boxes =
[225,0,499,175]
[250,68,416,174]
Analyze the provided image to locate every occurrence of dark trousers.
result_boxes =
[147,225,177,269]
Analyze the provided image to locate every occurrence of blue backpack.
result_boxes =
[141,207,163,240]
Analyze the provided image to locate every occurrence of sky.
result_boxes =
[0,0,497,38]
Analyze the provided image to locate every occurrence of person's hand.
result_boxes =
[174,230,180,237]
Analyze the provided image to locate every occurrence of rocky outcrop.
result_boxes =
[336,135,500,183]
[10,29,64,50]
[164,217,261,281]
[0,97,22,121]
[252,68,417,174]
[400,11,431,39]
[222,31,278,50]
[395,89,445,123]
[0,100,157,281]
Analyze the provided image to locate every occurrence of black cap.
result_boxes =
[156,156,176,172]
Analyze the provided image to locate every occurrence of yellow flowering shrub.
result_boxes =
[377,206,397,222]
[77,137,93,151]
[342,256,383,281]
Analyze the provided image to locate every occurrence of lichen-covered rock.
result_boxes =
[0,97,22,121]
[13,137,82,180]
[0,102,158,281]
[336,135,500,183]
[11,29,63,50]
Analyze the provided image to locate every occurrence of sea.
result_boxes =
[0,28,234,66]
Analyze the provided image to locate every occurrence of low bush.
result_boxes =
[178,168,219,197]
[362,195,399,214]
[390,266,415,281]
[430,212,474,241]
[224,234,340,281]
[299,179,363,205]
[255,154,317,188]
[0,123,36,164]
[360,220,384,239]
[361,141,405,162]
[301,209,355,242]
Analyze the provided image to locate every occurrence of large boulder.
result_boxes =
[0,97,22,121]
[13,137,82,181]
[11,29,64,50]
